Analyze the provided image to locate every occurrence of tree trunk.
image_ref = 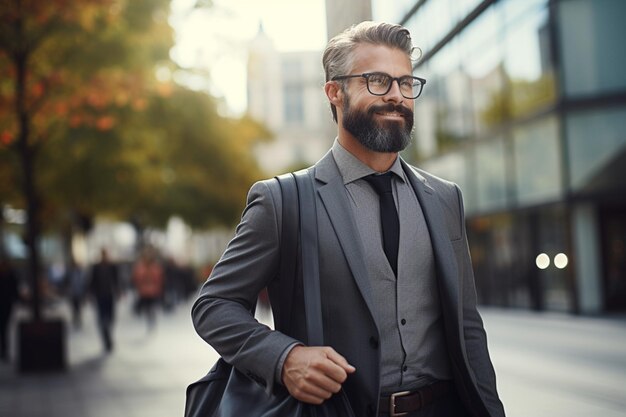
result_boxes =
[15,48,42,322]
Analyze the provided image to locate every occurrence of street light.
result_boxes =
[535,253,550,269]
[554,253,568,269]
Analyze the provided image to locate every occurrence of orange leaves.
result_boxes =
[67,113,116,131]
[156,82,173,98]
[132,98,147,111]
[54,102,68,117]
[95,115,115,131]
[86,91,110,109]
[1,0,117,35]
[1,131,14,146]
[31,82,45,99]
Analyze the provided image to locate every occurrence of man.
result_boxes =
[192,21,505,417]
[65,259,86,329]
[89,248,120,352]
[0,257,20,362]
[132,248,164,331]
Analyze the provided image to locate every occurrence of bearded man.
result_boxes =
[192,21,506,417]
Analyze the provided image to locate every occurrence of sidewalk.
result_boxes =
[1,300,625,417]
[484,308,626,417]
[0,297,219,417]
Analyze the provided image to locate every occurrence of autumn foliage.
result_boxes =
[0,0,269,319]
[0,0,268,230]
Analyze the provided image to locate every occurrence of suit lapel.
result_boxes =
[314,153,378,319]
[312,154,462,330]
[401,160,461,324]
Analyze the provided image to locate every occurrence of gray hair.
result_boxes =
[323,21,416,122]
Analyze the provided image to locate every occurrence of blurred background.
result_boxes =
[0,0,625,416]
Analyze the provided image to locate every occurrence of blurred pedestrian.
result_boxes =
[163,256,182,312]
[65,259,87,329]
[132,248,164,331]
[0,257,20,362]
[191,21,505,417]
[89,248,120,353]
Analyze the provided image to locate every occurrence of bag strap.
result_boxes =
[292,169,324,346]
[276,168,323,345]
[275,173,299,334]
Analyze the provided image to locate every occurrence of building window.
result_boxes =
[503,3,556,118]
[512,116,562,205]
[282,59,304,124]
[283,85,304,124]
[422,150,474,211]
[558,0,626,96]
[566,106,626,192]
[475,137,509,212]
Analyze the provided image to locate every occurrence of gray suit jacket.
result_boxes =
[192,150,505,417]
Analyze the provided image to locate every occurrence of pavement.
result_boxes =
[1,297,625,417]
[485,308,626,417]
[0,297,221,417]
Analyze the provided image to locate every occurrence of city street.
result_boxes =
[486,308,626,417]
[1,298,625,417]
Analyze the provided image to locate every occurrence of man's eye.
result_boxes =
[369,74,388,85]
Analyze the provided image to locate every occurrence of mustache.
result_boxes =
[368,103,413,119]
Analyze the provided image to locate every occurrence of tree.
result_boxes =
[138,86,271,229]
[0,0,172,320]
[0,1,272,322]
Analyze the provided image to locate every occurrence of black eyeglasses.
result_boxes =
[331,72,427,99]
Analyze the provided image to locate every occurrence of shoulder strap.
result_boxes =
[275,173,299,334]
[293,169,324,346]
[276,169,324,346]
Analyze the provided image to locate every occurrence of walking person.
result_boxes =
[89,248,120,353]
[65,259,87,329]
[192,21,505,417]
[0,257,20,362]
[132,248,164,331]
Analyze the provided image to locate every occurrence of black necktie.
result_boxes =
[364,173,399,276]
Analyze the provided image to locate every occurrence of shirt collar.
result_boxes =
[331,138,406,185]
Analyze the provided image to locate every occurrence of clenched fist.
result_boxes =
[281,345,356,404]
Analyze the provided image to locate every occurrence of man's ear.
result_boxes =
[325,81,343,109]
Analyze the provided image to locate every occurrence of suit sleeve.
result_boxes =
[454,185,506,417]
[191,180,300,394]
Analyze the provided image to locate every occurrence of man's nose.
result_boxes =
[383,79,404,103]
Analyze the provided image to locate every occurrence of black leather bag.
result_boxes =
[184,358,302,417]
[184,169,356,417]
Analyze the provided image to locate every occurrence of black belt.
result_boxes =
[379,380,453,416]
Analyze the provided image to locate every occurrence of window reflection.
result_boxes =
[513,117,562,204]
[558,0,626,96]
[462,43,506,135]
[413,63,439,159]
[428,39,474,149]
[503,7,556,118]
[422,151,473,211]
[566,106,626,191]
[452,0,484,23]
[373,0,419,29]
[475,138,509,211]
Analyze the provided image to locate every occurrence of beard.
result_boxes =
[341,94,414,153]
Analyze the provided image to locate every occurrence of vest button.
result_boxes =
[369,336,379,349]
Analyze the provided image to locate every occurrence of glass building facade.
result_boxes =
[371,0,626,313]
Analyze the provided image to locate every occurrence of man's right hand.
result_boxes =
[281,345,356,404]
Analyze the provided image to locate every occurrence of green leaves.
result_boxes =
[0,0,270,234]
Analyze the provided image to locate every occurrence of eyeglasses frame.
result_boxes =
[331,72,427,99]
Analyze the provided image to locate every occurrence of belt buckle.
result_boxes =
[389,390,412,417]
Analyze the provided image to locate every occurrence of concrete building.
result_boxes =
[337,0,626,314]
[325,0,372,40]
[247,25,335,174]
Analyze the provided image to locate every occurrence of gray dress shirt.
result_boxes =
[331,140,451,391]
